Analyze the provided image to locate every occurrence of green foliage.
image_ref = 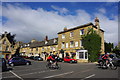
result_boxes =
[82,28,101,62]
[104,42,114,53]
[113,46,120,56]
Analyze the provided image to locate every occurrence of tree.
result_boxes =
[113,46,120,56]
[82,28,101,62]
[104,42,114,53]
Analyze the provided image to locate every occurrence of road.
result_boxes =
[1,59,120,80]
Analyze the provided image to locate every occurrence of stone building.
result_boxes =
[0,32,20,59]
[20,37,58,60]
[20,17,104,62]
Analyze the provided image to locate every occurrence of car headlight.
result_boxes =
[9,62,12,63]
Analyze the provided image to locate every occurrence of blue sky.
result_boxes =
[2,2,118,20]
[1,2,119,45]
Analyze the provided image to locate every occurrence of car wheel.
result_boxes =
[10,63,14,67]
[70,61,72,64]
[26,62,30,65]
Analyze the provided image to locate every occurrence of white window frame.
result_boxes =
[80,29,84,35]
[70,32,74,37]
[61,42,65,48]
[76,50,88,60]
[75,41,78,47]
[66,43,68,48]
[62,34,65,39]
[70,41,74,48]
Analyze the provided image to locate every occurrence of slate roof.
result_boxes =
[58,22,104,34]
[22,38,58,48]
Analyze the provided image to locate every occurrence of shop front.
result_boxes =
[76,50,88,62]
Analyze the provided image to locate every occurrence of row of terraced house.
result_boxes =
[19,18,105,62]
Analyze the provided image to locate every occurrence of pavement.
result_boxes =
[1,59,120,80]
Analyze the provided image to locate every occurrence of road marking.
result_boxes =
[81,74,95,80]
[9,70,23,80]
[44,71,74,78]
[3,70,56,78]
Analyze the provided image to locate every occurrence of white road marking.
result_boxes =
[3,70,56,78]
[81,74,95,80]
[44,71,74,78]
[9,70,23,80]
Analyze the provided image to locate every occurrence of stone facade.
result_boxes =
[20,18,105,62]
[0,32,20,59]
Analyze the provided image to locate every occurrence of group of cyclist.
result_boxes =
[46,53,114,67]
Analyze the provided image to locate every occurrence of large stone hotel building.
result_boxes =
[19,17,104,62]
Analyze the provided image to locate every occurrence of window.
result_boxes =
[78,52,88,59]
[36,48,38,51]
[53,47,55,51]
[80,40,83,47]
[75,42,78,47]
[42,48,44,51]
[53,39,57,43]
[45,41,48,44]
[6,46,9,51]
[3,40,6,44]
[80,29,84,35]
[85,52,88,59]
[62,42,65,48]
[79,52,84,59]
[50,47,53,50]
[70,41,74,48]
[66,43,68,48]
[62,34,65,39]
[0,45,2,50]
[70,32,74,37]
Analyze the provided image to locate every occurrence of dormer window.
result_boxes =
[27,44,30,46]
[53,39,57,43]
[80,29,84,35]
[45,41,48,44]
[62,34,65,39]
[3,40,6,44]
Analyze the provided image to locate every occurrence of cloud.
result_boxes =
[98,8,106,14]
[94,13,118,45]
[2,3,118,46]
[51,5,69,15]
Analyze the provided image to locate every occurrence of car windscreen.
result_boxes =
[12,58,21,60]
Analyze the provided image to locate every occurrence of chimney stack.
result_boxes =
[45,35,48,41]
[64,27,67,31]
[94,17,100,29]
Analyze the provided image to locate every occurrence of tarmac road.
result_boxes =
[2,59,120,80]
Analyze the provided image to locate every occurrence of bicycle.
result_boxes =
[46,61,61,70]
[101,58,117,70]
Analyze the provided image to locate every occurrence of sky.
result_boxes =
[0,2,119,46]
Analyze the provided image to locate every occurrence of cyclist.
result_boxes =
[47,54,58,66]
[102,53,110,66]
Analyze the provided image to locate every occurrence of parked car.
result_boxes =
[2,58,7,71]
[63,56,77,63]
[29,56,34,60]
[33,56,43,61]
[57,57,63,62]
[98,53,120,66]
[21,56,29,59]
[8,57,31,66]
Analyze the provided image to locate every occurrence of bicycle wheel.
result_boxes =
[56,64,61,70]
[109,63,117,70]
